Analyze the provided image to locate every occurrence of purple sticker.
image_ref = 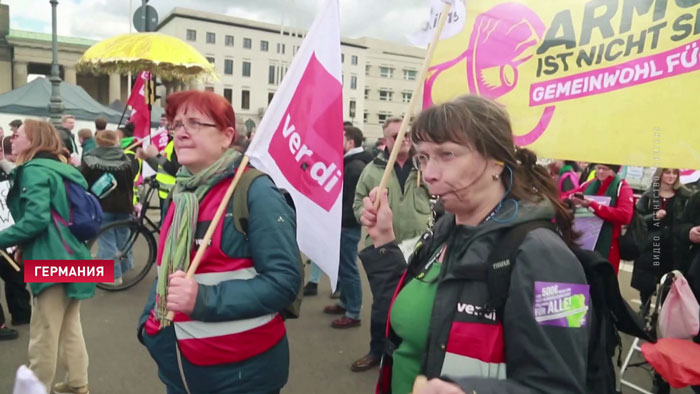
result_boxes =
[534,281,590,328]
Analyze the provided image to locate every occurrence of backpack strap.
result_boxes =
[229,167,304,320]
[232,167,267,236]
[483,220,556,318]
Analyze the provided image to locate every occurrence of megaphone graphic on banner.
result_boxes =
[424,2,556,146]
[466,4,543,98]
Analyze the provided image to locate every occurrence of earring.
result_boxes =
[492,174,500,181]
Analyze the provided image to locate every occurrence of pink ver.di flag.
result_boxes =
[246,0,343,289]
[126,71,152,139]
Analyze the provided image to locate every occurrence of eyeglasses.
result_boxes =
[595,165,612,172]
[169,118,217,133]
[412,151,459,171]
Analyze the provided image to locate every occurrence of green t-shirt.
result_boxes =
[390,247,443,394]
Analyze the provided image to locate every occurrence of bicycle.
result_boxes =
[92,177,161,291]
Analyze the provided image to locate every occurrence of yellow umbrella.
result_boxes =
[77,32,217,81]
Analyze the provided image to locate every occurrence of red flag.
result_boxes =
[151,127,170,152]
[246,0,343,289]
[126,71,151,139]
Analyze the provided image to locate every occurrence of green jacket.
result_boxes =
[80,137,96,159]
[353,153,431,248]
[0,157,95,299]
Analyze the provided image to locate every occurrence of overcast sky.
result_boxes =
[5,0,430,45]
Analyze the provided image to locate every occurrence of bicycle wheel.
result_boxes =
[91,220,157,291]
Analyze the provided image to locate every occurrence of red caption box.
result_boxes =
[24,260,114,283]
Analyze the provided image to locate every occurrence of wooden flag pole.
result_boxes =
[164,155,250,323]
[0,250,20,272]
[124,137,145,152]
[412,375,428,393]
[374,1,452,207]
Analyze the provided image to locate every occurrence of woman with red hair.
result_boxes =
[138,90,301,394]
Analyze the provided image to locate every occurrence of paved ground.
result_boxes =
[0,258,694,393]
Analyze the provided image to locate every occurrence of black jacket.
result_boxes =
[80,146,134,214]
[56,126,77,154]
[342,149,373,228]
[678,191,700,344]
[678,190,700,273]
[632,187,692,293]
[360,201,588,393]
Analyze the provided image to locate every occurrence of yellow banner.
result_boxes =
[425,0,700,169]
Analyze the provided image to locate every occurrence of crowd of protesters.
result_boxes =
[0,91,699,394]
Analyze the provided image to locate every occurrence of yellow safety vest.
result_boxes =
[156,141,177,200]
[124,148,142,205]
[586,170,597,182]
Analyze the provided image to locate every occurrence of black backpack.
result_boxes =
[231,167,304,320]
[481,220,653,394]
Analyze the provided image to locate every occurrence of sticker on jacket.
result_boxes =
[533,281,589,328]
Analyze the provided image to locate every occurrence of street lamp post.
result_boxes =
[48,0,64,127]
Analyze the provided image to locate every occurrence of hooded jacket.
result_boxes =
[360,200,589,394]
[353,152,431,247]
[342,149,373,228]
[0,155,95,299]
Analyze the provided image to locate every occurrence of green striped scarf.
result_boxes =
[156,149,241,326]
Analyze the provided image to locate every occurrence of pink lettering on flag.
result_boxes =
[152,128,170,152]
[268,54,343,212]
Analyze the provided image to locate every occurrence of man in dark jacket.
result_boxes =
[81,130,134,286]
[323,126,373,328]
[56,114,78,155]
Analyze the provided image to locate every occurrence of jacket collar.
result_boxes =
[344,147,364,158]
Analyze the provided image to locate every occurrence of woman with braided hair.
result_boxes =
[360,95,589,393]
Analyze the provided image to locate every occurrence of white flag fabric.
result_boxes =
[408,0,467,47]
[246,0,343,289]
[13,366,47,394]
[681,170,700,185]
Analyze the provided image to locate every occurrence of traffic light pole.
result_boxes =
[142,0,148,33]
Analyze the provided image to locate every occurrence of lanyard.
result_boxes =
[480,203,502,225]
[417,204,501,281]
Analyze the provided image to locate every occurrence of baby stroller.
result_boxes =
[617,271,700,393]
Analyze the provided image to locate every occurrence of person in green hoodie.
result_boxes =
[0,119,94,394]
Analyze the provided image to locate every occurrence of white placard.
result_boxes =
[0,180,15,232]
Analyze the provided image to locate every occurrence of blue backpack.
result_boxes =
[52,180,104,242]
